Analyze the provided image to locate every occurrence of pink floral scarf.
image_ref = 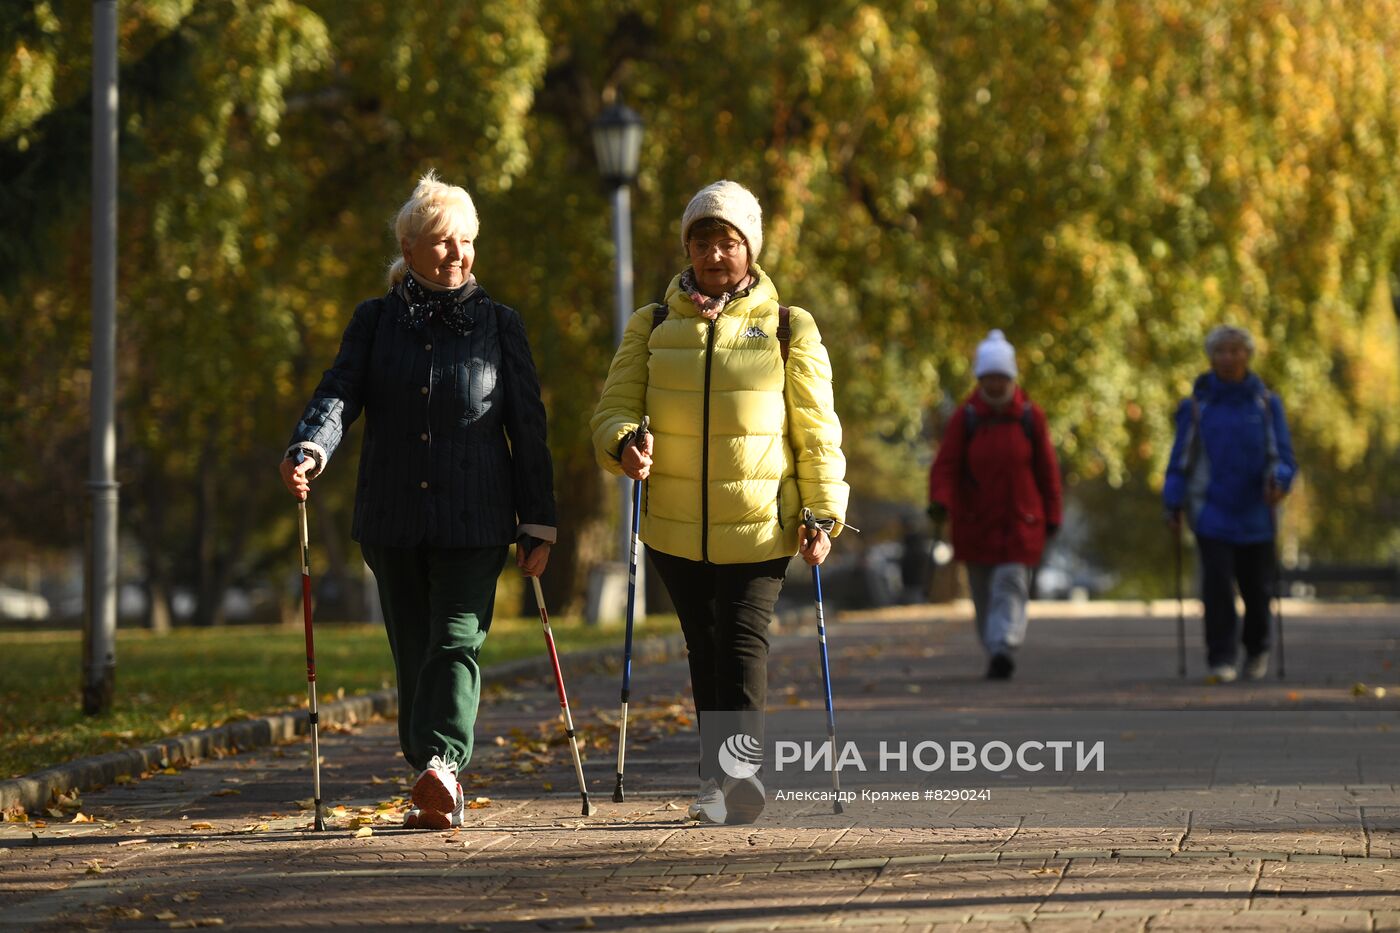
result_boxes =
[680,268,755,320]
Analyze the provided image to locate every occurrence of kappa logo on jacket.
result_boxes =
[741,326,770,339]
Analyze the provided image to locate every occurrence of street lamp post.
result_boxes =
[84,0,119,714]
[591,100,644,623]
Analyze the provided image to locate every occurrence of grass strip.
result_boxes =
[0,614,659,780]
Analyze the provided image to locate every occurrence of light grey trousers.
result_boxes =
[966,562,1030,657]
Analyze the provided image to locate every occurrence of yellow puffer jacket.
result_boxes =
[591,265,848,564]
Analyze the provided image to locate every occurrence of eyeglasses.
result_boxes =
[688,237,745,258]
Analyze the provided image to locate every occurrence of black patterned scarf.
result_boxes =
[398,272,479,335]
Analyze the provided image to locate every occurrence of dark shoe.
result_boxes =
[986,654,1015,680]
[721,775,765,825]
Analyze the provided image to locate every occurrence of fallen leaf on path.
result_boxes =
[189,822,215,831]
[242,823,271,834]
[116,838,148,847]
[354,826,373,838]
[173,893,201,904]
[46,809,63,819]
[114,774,134,785]
[114,907,142,920]
[467,797,492,809]
[154,910,177,920]
[211,789,240,798]
[85,861,104,874]
[369,775,389,785]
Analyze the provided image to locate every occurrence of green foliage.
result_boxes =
[1,0,1397,611]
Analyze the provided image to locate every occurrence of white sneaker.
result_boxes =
[1208,664,1238,684]
[413,789,465,830]
[411,755,463,818]
[1243,652,1270,681]
[722,774,766,825]
[687,778,726,823]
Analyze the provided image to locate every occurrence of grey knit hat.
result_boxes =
[680,180,763,260]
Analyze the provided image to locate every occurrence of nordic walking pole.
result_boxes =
[1173,520,1186,679]
[802,509,843,814]
[294,453,326,832]
[614,415,648,803]
[530,573,596,816]
[1273,505,1287,680]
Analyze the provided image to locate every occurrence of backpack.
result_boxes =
[650,295,791,362]
[1180,380,1280,477]
[959,400,1043,481]
[963,403,1035,445]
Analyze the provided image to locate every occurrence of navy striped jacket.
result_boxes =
[286,283,556,548]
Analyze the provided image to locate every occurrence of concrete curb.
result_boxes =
[0,631,689,816]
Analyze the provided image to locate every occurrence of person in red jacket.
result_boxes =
[928,330,1062,679]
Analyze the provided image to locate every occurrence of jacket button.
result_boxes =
[420,433,428,441]
[421,386,429,395]
[420,481,429,489]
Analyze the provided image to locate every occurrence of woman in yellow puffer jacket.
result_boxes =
[591,180,849,825]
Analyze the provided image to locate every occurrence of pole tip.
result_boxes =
[833,801,844,815]
[313,815,326,832]
[582,798,597,817]
[612,782,625,803]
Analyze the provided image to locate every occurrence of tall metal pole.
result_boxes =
[84,0,119,715]
[610,183,643,613]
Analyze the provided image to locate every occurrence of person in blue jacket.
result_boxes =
[279,171,556,828]
[1164,325,1296,683]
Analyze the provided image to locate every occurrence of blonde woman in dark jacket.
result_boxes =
[279,172,556,829]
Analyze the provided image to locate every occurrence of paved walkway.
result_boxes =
[2,604,1398,931]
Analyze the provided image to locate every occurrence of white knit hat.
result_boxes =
[680,180,763,260]
[974,329,1018,379]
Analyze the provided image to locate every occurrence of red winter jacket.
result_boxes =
[927,387,1062,566]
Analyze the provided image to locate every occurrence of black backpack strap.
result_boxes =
[777,305,791,363]
[651,293,669,332]
[962,402,980,441]
[964,402,1037,446]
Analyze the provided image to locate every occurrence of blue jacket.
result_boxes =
[1163,372,1296,544]
[286,282,556,548]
